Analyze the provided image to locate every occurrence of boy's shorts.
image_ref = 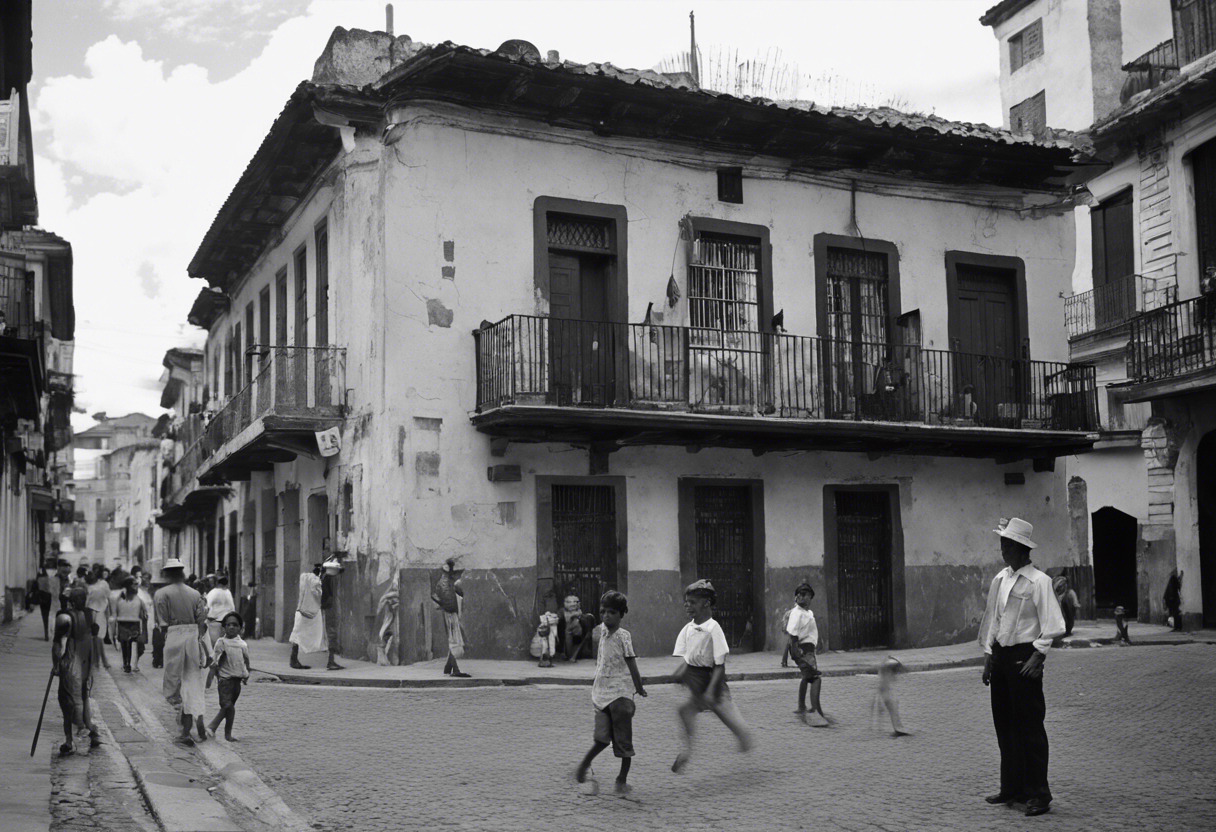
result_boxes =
[593,697,636,758]
[682,664,731,711]
[795,644,821,681]
[217,676,243,710]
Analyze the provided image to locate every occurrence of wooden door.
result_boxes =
[1193,139,1216,280]
[693,485,754,650]
[834,490,893,649]
[279,489,301,642]
[952,265,1019,425]
[259,488,277,638]
[549,253,614,405]
[1091,190,1135,327]
[551,485,618,609]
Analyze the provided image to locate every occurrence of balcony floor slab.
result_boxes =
[472,405,1098,460]
[196,414,343,484]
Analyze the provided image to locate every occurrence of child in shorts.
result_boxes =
[671,579,754,773]
[576,591,646,794]
[205,612,251,741]
[787,581,830,727]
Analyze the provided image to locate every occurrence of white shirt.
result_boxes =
[983,563,1067,655]
[673,617,729,667]
[205,587,236,622]
[591,625,638,710]
[785,605,819,646]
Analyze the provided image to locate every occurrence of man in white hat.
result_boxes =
[980,517,1066,817]
[153,558,209,745]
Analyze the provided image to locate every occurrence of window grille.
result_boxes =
[825,247,890,410]
[688,233,760,341]
[547,214,611,251]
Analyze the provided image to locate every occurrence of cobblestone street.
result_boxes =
[215,644,1216,832]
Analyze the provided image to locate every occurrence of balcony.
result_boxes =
[0,265,43,419]
[182,346,345,485]
[472,315,1098,460]
[1064,275,1177,340]
[1122,293,1216,400]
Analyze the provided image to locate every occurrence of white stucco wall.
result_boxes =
[318,105,1080,580]
[994,0,1094,131]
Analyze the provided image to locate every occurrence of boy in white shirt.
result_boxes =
[671,579,754,773]
[787,581,830,727]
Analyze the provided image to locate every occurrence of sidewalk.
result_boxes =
[251,619,1213,689]
[0,613,53,832]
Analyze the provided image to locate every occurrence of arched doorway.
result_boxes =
[1092,506,1137,617]
[1197,433,1216,627]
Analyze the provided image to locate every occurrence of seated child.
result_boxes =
[671,579,754,773]
[786,581,830,727]
[205,612,251,741]
[537,610,560,667]
[575,591,646,795]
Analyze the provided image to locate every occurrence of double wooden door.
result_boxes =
[952,265,1019,424]
[549,253,616,406]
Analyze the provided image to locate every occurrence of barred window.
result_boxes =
[688,233,760,337]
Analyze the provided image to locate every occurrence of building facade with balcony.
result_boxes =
[181,30,1098,661]
[1074,0,1216,629]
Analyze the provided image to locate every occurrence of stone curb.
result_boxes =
[256,654,990,689]
[257,635,1214,690]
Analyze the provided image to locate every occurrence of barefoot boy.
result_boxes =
[205,612,250,741]
[787,581,829,726]
[575,591,646,794]
[671,579,753,773]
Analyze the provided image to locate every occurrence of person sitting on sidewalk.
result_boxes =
[53,585,101,755]
[558,594,596,662]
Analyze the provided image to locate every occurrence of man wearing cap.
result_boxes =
[154,558,209,745]
[980,517,1067,817]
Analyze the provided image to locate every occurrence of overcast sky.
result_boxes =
[31,0,1171,430]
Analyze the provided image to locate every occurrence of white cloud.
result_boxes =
[102,0,310,43]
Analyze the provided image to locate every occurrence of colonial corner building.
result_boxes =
[155,27,1107,663]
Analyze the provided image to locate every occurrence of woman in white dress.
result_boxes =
[288,565,326,669]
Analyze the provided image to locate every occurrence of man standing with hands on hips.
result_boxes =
[980,517,1066,817]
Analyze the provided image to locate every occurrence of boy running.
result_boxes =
[576,591,646,794]
[787,581,830,726]
[205,612,251,741]
[671,579,754,773]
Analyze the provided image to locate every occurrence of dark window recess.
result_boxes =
[717,167,743,203]
[1009,17,1044,72]
[1090,189,1136,328]
[547,214,611,251]
[1010,90,1047,137]
[1191,138,1216,279]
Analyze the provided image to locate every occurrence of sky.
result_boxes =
[29,0,1171,431]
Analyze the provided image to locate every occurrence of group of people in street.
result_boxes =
[42,555,255,752]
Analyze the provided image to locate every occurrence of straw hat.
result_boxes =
[993,517,1037,549]
[162,558,186,571]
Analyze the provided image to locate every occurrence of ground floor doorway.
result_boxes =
[1092,506,1137,617]
[279,488,301,642]
[1198,432,1216,627]
[679,479,765,651]
[824,485,905,650]
[536,476,627,622]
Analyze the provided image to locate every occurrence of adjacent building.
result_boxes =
[987,0,1216,628]
[0,0,75,620]
[167,29,1099,662]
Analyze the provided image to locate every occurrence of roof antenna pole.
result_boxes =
[689,10,699,85]
[386,3,394,35]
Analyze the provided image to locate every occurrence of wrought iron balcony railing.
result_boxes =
[1128,294,1216,382]
[177,345,346,482]
[1064,274,1177,339]
[474,315,1098,432]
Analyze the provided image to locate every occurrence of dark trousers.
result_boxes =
[990,643,1051,801]
[152,625,165,666]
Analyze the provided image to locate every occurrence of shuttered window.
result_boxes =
[1009,18,1043,72]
